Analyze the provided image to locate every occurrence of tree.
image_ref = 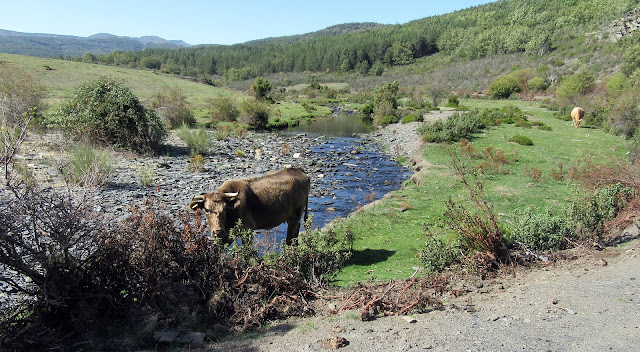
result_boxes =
[250,77,273,102]
[55,77,166,152]
[141,56,163,70]
[424,73,450,106]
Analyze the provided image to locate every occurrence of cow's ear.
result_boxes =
[189,195,205,210]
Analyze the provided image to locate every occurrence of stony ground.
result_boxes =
[199,238,640,352]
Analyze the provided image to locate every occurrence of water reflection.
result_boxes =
[285,113,374,136]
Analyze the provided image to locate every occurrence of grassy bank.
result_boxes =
[1,53,331,125]
[329,99,630,286]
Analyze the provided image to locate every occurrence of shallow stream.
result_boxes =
[265,113,412,243]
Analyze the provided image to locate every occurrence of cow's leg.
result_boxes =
[285,207,304,245]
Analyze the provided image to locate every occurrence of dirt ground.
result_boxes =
[198,238,640,352]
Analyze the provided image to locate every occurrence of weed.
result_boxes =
[176,124,211,156]
[188,154,205,172]
[529,168,542,182]
[138,165,156,186]
[420,228,460,274]
[59,143,113,187]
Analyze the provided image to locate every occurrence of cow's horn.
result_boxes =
[222,192,239,198]
[189,195,205,209]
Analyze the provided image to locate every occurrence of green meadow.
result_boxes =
[0,53,331,123]
[329,99,630,285]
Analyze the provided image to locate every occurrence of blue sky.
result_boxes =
[3,1,494,45]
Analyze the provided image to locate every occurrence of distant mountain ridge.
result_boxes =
[0,29,191,57]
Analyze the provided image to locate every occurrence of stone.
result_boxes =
[322,335,349,350]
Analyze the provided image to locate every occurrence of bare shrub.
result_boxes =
[443,146,504,264]
[152,86,195,128]
[0,66,46,127]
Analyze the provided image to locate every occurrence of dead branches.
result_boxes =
[338,276,448,321]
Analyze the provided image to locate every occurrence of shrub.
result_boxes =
[176,124,211,156]
[249,77,273,102]
[444,147,504,260]
[511,208,572,251]
[54,77,166,152]
[401,114,423,124]
[419,111,485,143]
[375,114,399,126]
[60,143,113,187]
[488,75,521,99]
[555,70,594,104]
[510,183,633,251]
[240,99,270,129]
[209,95,240,122]
[445,94,459,107]
[527,76,548,92]
[0,66,46,127]
[151,87,195,128]
[420,231,460,274]
[279,216,353,285]
[373,101,396,121]
[508,135,533,146]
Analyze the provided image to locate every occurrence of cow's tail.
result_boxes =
[303,196,309,223]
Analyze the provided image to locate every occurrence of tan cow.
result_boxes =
[571,107,585,128]
[190,167,310,245]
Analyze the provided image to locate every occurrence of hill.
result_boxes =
[0,29,191,58]
[64,0,640,87]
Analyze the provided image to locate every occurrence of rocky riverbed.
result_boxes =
[14,119,424,231]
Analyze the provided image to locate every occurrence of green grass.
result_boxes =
[1,53,241,118]
[329,99,630,286]
[2,53,332,126]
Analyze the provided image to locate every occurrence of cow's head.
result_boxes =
[190,192,238,243]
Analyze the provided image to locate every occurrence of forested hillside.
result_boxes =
[76,0,639,80]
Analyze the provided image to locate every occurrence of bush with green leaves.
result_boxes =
[375,114,399,126]
[240,98,270,129]
[508,134,533,146]
[419,111,486,143]
[54,77,166,152]
[488,75,521,99]
[249,77,273,102]
[527,76,548,92]
[209,95,240,122]
[176,124,211,156]
[279,216,353,285]
[510,183,633,251]
[555,70,594,104]
[151,86,194,128]
[420,232,460,274]
[401,114,423,124]
[510,208,572,251]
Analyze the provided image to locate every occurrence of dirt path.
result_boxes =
[200,239,640,351]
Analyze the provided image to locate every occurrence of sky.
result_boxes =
[2,1,494,45]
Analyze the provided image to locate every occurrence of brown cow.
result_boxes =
[190,167,310,245]
[571,107,585,128]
